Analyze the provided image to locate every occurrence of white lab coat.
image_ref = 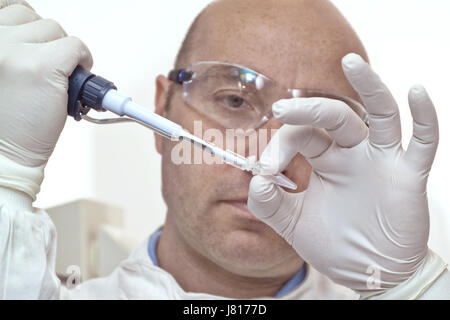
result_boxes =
[0,186,449,299]
[61,240,358,300]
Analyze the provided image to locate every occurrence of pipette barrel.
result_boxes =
[102,90,183,139]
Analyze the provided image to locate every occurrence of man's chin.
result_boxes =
[207,227,299,277]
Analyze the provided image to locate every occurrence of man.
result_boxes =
[0,0,449,299]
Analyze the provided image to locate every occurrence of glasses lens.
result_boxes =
[179,62,369,130]
[182,63,283,129]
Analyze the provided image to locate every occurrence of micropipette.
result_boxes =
[67,66,297,190]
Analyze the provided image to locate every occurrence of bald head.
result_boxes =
[174,0,367,97]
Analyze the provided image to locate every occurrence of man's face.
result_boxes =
[161,87,309,277]
[157,0,365,278]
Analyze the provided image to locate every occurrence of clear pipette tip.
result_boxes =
[243,156,298,190]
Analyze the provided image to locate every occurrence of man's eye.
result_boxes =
[221,95,248,109]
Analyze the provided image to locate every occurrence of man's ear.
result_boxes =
[154,75,172,155]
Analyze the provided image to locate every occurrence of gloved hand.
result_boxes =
[0,0,93,200]
[248,53,447,298]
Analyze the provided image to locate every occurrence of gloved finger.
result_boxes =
[342,53,402,148]
[0,0,33,11]
[272,97,368,148]
[3,18,67,43]
[44,36,93,75]
[0,4,40,26]
[258,125,332,175]
[248,175,304,245]
[404,85,439,173]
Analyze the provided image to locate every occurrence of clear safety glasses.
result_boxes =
[169,61,368,130]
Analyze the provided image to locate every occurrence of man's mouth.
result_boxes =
[220,199,262,222]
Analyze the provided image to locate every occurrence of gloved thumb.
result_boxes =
[248,175,304,245]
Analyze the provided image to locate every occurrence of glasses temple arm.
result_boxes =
[168,69,193,84]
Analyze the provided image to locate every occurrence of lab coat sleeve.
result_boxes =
[0,186,60,299]
[418,269,450,299]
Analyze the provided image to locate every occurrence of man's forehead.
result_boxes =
[185,0,365,91]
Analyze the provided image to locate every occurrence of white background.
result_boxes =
[28,0,450,261]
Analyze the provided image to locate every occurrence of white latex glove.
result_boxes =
[248,53,447,298]
[0,0,93,200]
